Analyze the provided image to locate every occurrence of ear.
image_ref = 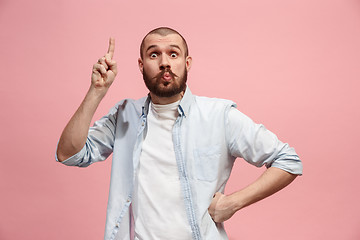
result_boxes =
[138,58,144,74]
[185,56,192,72]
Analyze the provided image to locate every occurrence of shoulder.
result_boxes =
[187,95,238,122]
[113,96,147,110]
[193,95,237,109]
[106,96,148,117]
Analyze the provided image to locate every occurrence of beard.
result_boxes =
[143,67,187,98]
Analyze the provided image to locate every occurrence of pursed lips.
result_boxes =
[162,72,172,81]
[153,69,178,82]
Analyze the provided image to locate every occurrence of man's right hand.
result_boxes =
[91,38,118,97]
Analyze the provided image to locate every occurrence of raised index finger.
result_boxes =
[107,37,115,59]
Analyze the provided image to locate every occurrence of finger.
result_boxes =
[108,60,118,75]
[209,193,220,212]
[107,37,115,59]
[98,57,108,70]
[93,63,107,76]
[105,57,117,73]
[92,70,101,78]
[213,192,222,199]
[105,53,111,63]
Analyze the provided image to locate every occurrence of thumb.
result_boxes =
[209,192,222,214]
[106,57,118,75]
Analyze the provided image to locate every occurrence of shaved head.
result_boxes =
[140,27,189,59]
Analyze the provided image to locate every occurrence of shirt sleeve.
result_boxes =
[226,107,303,175]
[55,104,119,167]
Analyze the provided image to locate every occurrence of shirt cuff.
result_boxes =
[270,158,303,176]
[55,142,86,166]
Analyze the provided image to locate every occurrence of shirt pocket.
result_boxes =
[194,146,221,181]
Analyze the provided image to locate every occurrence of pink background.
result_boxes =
[1,0,360,239]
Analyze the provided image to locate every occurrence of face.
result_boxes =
[138,33,192,99]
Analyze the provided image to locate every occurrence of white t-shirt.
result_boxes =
[132,100,192,240]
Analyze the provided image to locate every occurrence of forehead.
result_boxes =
[143,33,185,51]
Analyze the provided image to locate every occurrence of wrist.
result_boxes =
[87,86,108,101]
[230,191,247,212]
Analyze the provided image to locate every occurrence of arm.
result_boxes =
[208,107,302,222]
[208,167,297,223]
[56,38,118,162]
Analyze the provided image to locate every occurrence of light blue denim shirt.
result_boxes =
[56,87,302,240]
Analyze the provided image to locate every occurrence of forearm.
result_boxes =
[209,167,298,222]
[231,167,297,211]
[56,88,104,162]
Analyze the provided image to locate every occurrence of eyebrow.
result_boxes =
[146,44,182,53]
[169,45,181,51]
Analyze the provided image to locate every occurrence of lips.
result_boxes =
[153,69,177,83]
[162,72,172,81]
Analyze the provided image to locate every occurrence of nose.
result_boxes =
[159,55,170,70]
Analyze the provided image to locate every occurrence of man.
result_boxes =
[56,27,303,240]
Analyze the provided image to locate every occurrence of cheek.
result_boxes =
[143,62,158,73]
[174,61,186,71]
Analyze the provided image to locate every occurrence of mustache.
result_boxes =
[153,68,178,80]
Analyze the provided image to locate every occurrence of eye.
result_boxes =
[150,53,158,58]
[170,52,178,58]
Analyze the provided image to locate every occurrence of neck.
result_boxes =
[150,91,184,105]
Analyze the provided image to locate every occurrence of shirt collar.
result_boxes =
[141,94,151,116]
[141,85,194,117]
[178,86,194,117]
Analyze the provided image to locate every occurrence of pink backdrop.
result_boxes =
[1,0,360,239]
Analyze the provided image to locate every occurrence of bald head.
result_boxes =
[140,27,189,59]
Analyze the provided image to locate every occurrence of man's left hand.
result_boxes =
[208,192,237,223]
